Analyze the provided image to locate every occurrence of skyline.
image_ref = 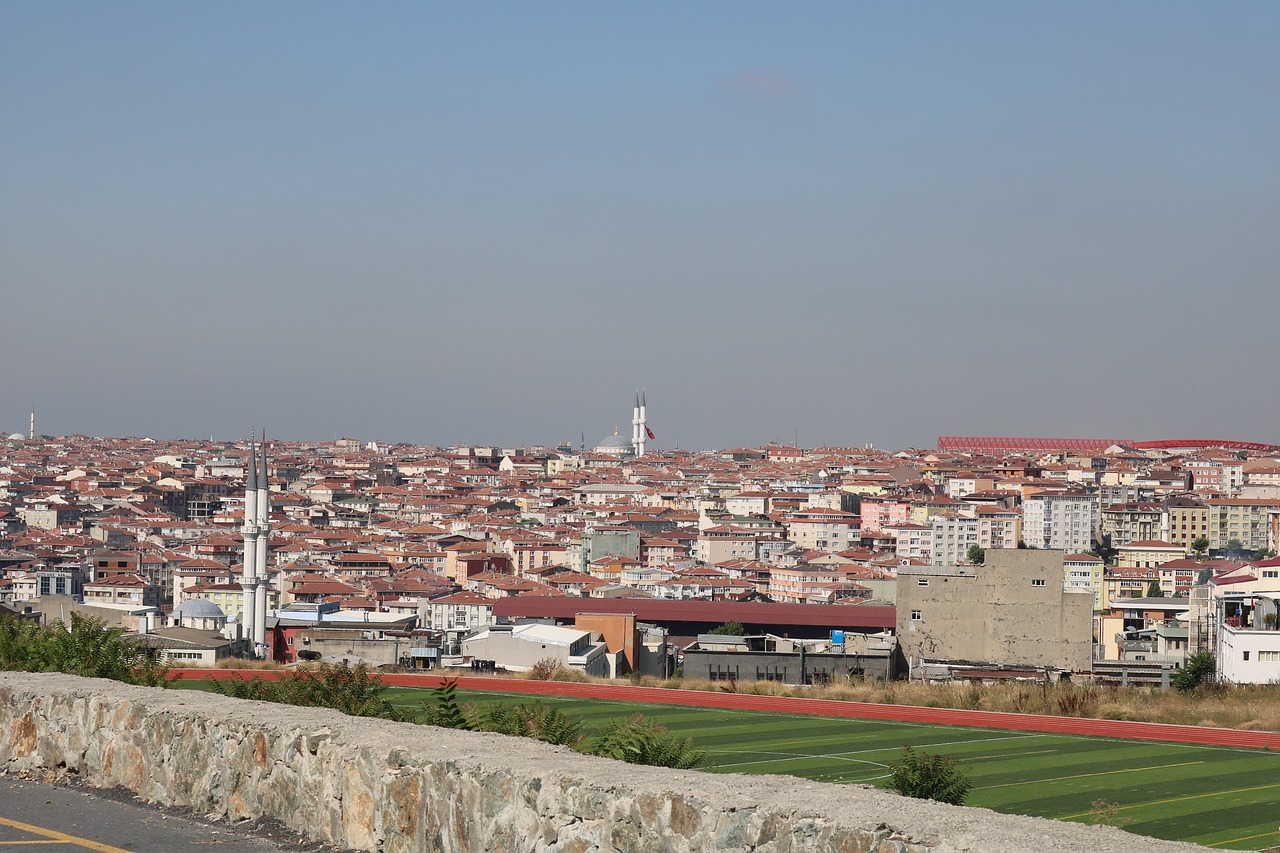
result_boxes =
[4,3,1279,448]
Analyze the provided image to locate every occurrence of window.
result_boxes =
[1031,579,1046,587]
[910,610,922,621]
[1243,651,1250,661]
[1259,651,1280,663]
[917,578,929,586]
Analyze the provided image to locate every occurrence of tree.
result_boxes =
[884,746,972,805]
[1146,581,1164,598]
[966,545,985,565]
[1171,651,1215,692]
[1226,538,1245,561]
[1191,537,1210,560]
[707,621,746,636]
[1251,548,1277,562]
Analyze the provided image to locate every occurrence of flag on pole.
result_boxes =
[645,426,656,440]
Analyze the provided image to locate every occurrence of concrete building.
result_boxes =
[1164,496,1210,552]
[1215,592,1280,684]
[1021,492,1099,552]
[896,550,1093,674]
[1206,498,1277,553]
[681,632,896,684]
[928,514,980,566]
[462,623,610,677]
[1100,502,1163,547]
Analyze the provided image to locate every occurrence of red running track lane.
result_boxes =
[168,670,1280,750]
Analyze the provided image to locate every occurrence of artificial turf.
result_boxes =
[388,687,1280,850]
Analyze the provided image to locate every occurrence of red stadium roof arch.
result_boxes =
[938,436,1280,455]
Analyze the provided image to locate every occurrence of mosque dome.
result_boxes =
[172,598,227,629]
[593,429,634,456]
[173,598,225,618]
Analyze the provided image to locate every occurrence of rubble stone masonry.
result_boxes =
[1,673,1209,852]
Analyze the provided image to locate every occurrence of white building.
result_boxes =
[1021,492,1100,552]
[929,515,980,566]
[1215,592,1280,684]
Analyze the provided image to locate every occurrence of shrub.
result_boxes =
[0,613,167,686]
[527,657,562,680]
[884,746,971,805]
[471,701,584,746]
[1089,799,1131,828]
[584,714,705,769]
[419,676,472,729]
[212,663,408,720]
[1172,652,1216,692]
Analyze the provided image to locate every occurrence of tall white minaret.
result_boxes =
[637,389,647,457]
[240,433,259,648]
[253,437,270,654]
[29,407,34,441]
[631,391,641,456]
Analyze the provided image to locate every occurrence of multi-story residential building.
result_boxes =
[886,523,931,563]
[1103,566,1159,601]
[1062,553,1105,610]
[929,514,980,567]
[81,574,163,609]
[423,591,494,632]
[1116,540,1186,569]
[1183,455,1244,494]
[857,496,912,532]
[781,508,860,553]
[1100,502,1163,547]
[1206,498,1279,553]
[975,507,1021,551]
[1021,491,1100,552]
[1164,496,1211,552]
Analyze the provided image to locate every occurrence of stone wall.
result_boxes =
[0,673,1210,852]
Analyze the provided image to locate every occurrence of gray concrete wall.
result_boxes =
[0,673,1210,853]
[897,550,1094,671]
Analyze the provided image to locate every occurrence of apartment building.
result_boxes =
[1207,498,1278,552]
[1165,496,1210,551]
[1021,491,1100,552]
[929,514,980,567]
[1062,553,1105,610]
[1100,502,1163,547]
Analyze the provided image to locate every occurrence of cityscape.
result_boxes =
[5,418,1280,688]
[5,2,1280,850]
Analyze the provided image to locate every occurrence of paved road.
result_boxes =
[0,776,340,853]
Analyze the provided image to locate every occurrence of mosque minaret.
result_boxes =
[240,432,272,657]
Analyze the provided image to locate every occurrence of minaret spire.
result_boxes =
[240,430,259,652]
[29,407,34,441]
[640,389,650,458]
[253,433,270,655]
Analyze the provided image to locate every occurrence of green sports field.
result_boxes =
[389,688,1280,850]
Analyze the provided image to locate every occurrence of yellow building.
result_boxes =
[1165,497,1210,552]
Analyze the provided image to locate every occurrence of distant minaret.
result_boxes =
[240,432,259,649]
[253,436,270,654]
[29,407,34,441]
[637,389,647,457]
[631,391,641,457]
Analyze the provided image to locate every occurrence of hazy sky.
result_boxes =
[4,3,1278,450]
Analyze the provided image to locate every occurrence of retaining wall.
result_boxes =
[2,673,1212,853]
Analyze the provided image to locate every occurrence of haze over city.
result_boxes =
[4,3,1278,448]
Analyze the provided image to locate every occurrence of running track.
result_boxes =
[168,669,1280,750]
